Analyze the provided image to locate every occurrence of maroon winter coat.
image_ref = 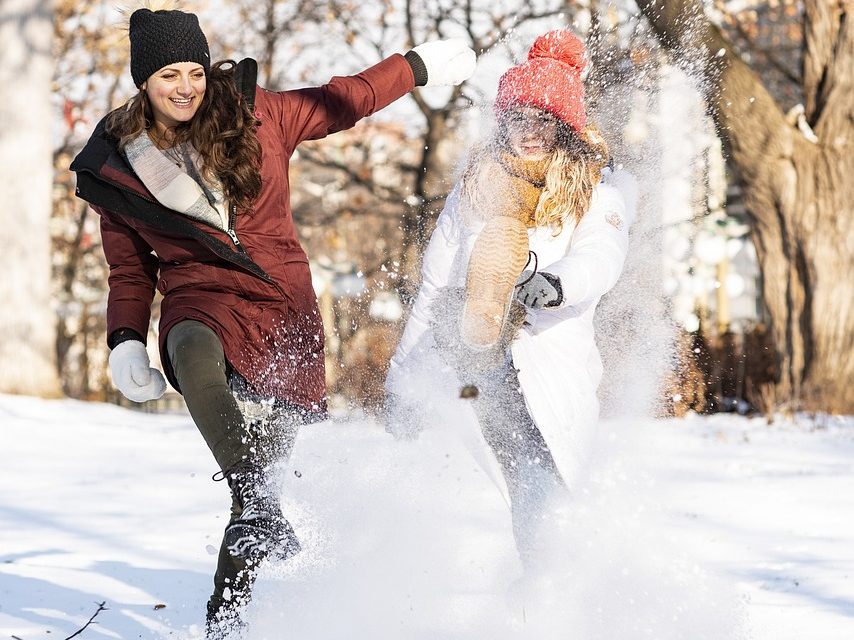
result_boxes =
[71,55,415,412]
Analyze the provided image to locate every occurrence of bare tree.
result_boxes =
[0,0,62,396]
[53,0,134,398]
[226,0,330,86]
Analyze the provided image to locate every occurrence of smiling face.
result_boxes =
[503,106,559,161]
[142,62,206,141]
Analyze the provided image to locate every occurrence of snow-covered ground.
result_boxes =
[1,393,852,639]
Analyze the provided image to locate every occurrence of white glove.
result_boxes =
[109,340,167,403]
[410,38,476,87]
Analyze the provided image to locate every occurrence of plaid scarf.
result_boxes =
[124,131,228,230]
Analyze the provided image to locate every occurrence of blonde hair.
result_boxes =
[461,121,610,234]
[537,124,610,232]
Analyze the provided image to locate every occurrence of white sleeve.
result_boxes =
[545,170,637,308]
[387,193,462,380]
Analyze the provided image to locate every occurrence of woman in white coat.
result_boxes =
[385,30,636,567]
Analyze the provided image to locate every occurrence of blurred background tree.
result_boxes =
[0,0,61,397]
[52,0,133,398]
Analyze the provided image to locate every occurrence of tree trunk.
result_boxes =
[0,0,62,397]
[637,0,854,413]
[745,135,854,412]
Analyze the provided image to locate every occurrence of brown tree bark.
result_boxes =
[636,0,854,413]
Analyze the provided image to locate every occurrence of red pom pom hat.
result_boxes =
[495,30,587,132]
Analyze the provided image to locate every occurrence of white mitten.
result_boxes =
[108,340,167,403]
[410,38,476,86]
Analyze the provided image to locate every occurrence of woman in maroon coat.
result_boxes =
[70,7,475,635]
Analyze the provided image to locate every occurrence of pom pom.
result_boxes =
[118,0,184,28]
[528,30,586,72]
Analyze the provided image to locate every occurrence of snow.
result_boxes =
[1,394,853,639]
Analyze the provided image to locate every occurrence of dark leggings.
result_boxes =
[166,320,250,472]
[166,321,254,619]
[471,359,565,567]
[166,320,305,622]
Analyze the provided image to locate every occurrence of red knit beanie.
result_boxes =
[495,30,587,132]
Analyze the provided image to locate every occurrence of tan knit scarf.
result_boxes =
[489,150,550,227]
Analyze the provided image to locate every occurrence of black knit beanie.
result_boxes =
[129,9,210,87]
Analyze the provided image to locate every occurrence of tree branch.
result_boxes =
[805,0,853,142]
[404,0,416,49]
[636,0,788,185]
[64,601,107,640]
[726,13,801,86]
[802,0,841,123]
[296,147,416,206]
[477,8,568,54]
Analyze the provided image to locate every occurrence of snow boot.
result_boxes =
[222,462,301,562]
[205,600,245,640]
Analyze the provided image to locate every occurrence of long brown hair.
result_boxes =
[461,116,609,234]
[105,60,262,212]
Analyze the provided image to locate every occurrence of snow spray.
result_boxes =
[237,23,750,640]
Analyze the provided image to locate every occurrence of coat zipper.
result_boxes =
[226,203,246,253]
[220,204,290,302]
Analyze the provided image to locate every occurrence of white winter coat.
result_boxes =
[386,168,637,485]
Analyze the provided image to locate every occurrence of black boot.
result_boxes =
[205,595,245,640]
[223,462,301,562]
[203,509,256,639]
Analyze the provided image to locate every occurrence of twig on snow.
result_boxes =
[64,601,108,639]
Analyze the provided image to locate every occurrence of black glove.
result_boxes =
[515,271,563,309]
